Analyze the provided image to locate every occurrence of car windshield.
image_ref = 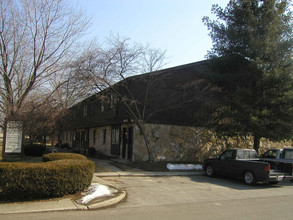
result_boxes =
[220,150,235,160]
[262,150,277,159]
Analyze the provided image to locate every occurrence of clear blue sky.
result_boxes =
[72,0,230,68]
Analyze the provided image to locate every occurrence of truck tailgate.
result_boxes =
[269,169,293,182]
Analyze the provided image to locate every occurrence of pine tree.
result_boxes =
[203,0,293,152]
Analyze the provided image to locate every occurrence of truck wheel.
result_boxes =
[205,165,214,177]
[243,171,256,185]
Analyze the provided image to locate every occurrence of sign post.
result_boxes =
[4,121,23,155]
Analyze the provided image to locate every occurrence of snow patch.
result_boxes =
[166,163,203,171]
[77,183,117,205]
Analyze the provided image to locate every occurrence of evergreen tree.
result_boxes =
[203,0,293,152]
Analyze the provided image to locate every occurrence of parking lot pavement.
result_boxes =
[101,175,293,208]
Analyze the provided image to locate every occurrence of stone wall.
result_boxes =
[61,130,73,147]
[133,123,291,162]
[0,128,3,160]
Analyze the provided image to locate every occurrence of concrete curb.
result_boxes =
[0,188,126,215]
[0,178,126,215]
[0,198,79,215]
[96,171,205,177]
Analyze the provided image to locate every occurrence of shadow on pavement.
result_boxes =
[187,174,292,190]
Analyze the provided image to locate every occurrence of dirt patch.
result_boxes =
[110,161,169,172]
[94,164,112,172]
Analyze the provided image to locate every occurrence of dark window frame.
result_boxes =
[93,130,96,143]
[103,129,106,144]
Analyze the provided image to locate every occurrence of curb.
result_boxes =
[0,188,126,215]
[0,178,126,215]
[96,171,205,177]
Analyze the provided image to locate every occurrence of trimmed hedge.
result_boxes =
[43,153,87,162]
[0,154,94,201]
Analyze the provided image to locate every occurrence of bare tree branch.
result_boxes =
[0,0,89,124]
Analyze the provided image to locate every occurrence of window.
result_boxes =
[103,129,106,144]
[83,105,88,117]
[109,94,114,109]
[101,103,104,112]
[90,104,95,116]
[263,150,277,159]
[93,130,96,143]
[220,150,235,160]
[111,128,120,144]
[110,94,117,109]
[283,151,293,160]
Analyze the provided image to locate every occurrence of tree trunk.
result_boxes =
[253,135,260,153]
[43,135,47,146]
[136,122,154,162]
[51,134,55,153]
[141,131,153,162]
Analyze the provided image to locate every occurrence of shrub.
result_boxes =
[42,153,87,162]
[23,144,45,156]
[0,159,94,201]
[88,147,96,157]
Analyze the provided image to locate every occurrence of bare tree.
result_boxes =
[69,34,144,93]
[68,34,171,161]
[21,88,68,151]
[140,46,168,73]
[70,34,211,161]
[0,0,89,127]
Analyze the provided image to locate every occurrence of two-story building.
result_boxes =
[58,56,285,162]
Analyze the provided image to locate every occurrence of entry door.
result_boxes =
[111,126,120,156]
[122,127,133,160]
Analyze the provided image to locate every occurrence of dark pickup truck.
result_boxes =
[203,149,293,185]
[260,148,293,181]
[260,148,293,163]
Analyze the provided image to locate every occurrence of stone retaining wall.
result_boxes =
[133,123,291,162]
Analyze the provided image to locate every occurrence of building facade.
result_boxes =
[58,56,288,162]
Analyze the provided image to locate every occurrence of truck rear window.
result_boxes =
[283,151,293,160]
[237,150,258,159]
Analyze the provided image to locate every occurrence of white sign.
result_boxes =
[5,121,23,153]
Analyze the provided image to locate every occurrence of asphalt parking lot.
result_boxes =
[2,175,292,220]
[101,175,293,208]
